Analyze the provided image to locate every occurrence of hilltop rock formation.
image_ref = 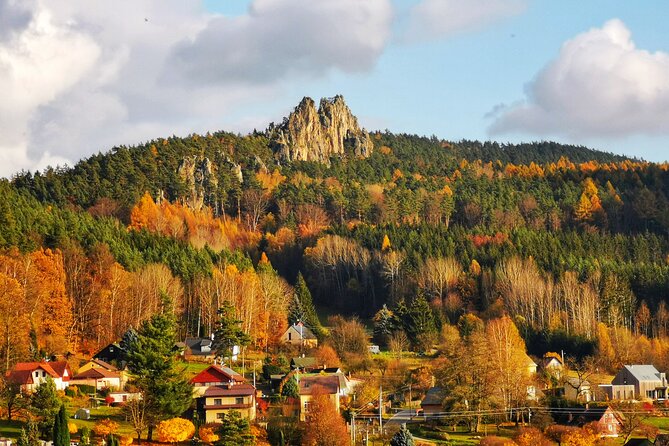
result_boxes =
[270,95,373,163]
[177,155,218,211]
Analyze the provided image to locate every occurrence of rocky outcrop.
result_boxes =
[270,95,373,163]
[177,156,218,211]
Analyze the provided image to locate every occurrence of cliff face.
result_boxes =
[270,95,373,163]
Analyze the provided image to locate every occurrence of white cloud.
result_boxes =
[0,0,394,178]
[404,0,527,43]
[489,19,669,139]
[166,0,393,85]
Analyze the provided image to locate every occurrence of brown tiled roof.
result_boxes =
[298,375,340,395]
[203,384,256,397]
[203,403,254,410]
[73,368,120,380]
[89,359,117,371]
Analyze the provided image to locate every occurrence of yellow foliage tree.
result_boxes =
[120,436,133,446]
[574,192,593,222]
[93,419,119,437]
[68,423,78,434]
[381,234,391,252]
[156,418,195,443]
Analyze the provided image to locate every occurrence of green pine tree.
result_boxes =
[280,376,299,399]
[373,304,395,346]
[52,404,70,446]
[390,424,415,446]
[212,301,251,362]
[290,272,322,335]
[125,296,193,441]
[30,378,60,438]
[217,411,255,446]
[407,295,437,351]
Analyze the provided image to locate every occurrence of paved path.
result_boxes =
[387,409,419,426]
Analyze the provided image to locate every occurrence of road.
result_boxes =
[386,409,419,426]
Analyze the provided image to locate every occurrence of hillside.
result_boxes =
[1,95,669,369]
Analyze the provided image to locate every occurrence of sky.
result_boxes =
[1,0,668,178]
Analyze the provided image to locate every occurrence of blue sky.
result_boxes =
[0,0,667,177]
[206,0,669,162]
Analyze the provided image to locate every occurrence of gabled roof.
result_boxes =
[203,384,256,397]
[298,375,340,395]
[191,365,245,384]
[623,365,662,382]
[551,406,621,426]
[285,323,317,340]
[6,361,69,385]
[291,356,317,369]
[421,387,447,407]
[183,337,215,355]
[523,353,537,368]
[87,358,118,372]
[73,368,120,380]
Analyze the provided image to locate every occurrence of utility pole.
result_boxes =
[351,413,356,444]
[379,385,383,433]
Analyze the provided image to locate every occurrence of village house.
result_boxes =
[76,358,127,388]
[552,406,622,437]
[191,365,256,423]
[421,387,447,416]
[281,322,318,348]
[603,365,668,400]
[298,374,343,422]
[6,361,72,393]
[93,343,126,369]
[71,368,122,391]
[177,337,239,362]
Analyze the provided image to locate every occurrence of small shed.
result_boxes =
[74,408,90,420]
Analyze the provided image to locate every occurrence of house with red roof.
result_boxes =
[6,361,72,393]
[190,365,256,423]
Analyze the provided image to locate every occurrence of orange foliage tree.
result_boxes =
[198,426,219,444]
[302,385,349,446]
[93,419,119,437]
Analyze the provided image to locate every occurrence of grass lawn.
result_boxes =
[0,419,25,439]
[177,360,210,379]
[643,416,669,432]
[409,424,518,446]
[65,399,138,437]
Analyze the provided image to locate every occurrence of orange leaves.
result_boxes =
[156,418,195,443]
[128,192,256,250]
[93,419,119,437]
[198,426,219,444]
[469,232,508,248]
[29,248,73,353]
[302,386,349,446]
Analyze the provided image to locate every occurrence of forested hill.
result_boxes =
[1,95,669,370]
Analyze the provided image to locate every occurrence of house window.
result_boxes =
[42,371,46,378]
[288,332,292,341]
[236,397,244,405]
[216,413,225,420]
[214,398,222,406]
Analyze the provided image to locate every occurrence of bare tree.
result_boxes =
[242,188,269,232]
